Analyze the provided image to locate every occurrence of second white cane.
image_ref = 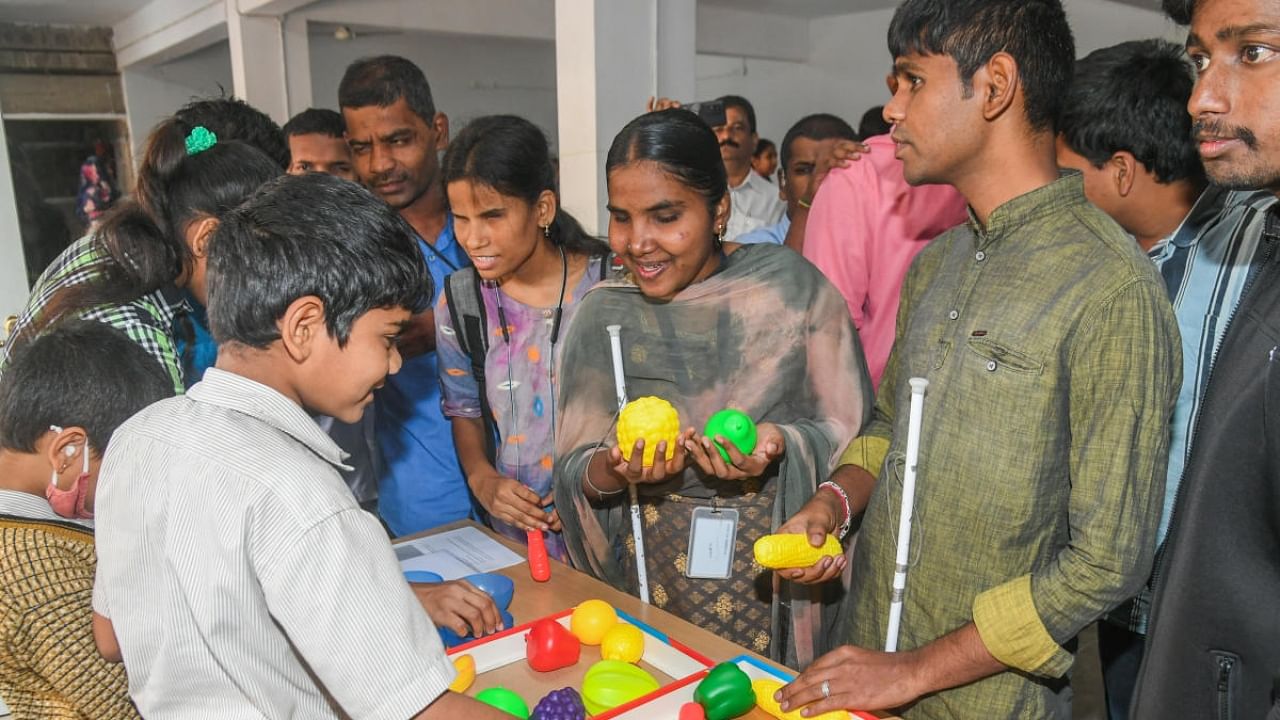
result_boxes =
[606,324,650,604]
[885,376,929,652]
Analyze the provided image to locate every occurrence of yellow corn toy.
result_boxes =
[753,533,843,569]
[752,679,846,720]
[447,654,475,693]
[616,396,681,466]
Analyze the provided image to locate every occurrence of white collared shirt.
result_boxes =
[93,368,454,719]
[0,488,92,528]
[725,170,786,242]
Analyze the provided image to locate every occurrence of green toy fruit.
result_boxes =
[702,409,758,464]
[476,687,530,718]
[694,662,755,720]
[581,659,660,715]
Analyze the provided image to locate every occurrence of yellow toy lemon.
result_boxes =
[570,598,618,645]
[617,396,681,466]
[600,622,645,663]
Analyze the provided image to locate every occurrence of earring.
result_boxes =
[716,225,726,247]
[541,224,551,239]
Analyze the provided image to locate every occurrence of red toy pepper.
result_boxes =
[526,618,582,672]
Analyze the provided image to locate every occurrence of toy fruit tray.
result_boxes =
[606,654,879,720]
[446,607,712,719]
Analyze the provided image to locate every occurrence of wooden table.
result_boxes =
[400,521,892,719]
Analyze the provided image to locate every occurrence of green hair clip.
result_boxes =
[185,126,218,156]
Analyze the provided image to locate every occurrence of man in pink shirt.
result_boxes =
[801,132,967,388]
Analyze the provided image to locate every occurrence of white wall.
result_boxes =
[695,0,1183,144]
[121,40,234,167]
[0,91,26,318]
[308,30,559,149]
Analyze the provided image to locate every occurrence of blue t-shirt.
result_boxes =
[174,290,217,389]
[376,220,473,536]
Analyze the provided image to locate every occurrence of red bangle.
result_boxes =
[818,481,853,540]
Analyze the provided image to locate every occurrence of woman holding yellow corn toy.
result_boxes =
[553,109,873,668]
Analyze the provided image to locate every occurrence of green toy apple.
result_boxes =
[702,409,758,464]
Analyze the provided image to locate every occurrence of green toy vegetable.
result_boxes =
[702,409,758,464]
[476,687,530,718]
[693,662,756,720]
[581,659,660,715]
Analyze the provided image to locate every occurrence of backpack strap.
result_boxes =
[444,269,499,464]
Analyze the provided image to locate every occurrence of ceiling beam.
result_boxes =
[113,0,226,68]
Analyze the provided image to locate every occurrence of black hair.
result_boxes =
[716,94,758,133]
[442,115,607,258]
[887,0,1075,132]
[174,96,289,169]
[0,321,174,454]
[779,113,858,171]
[10,121,282,352]
[1162,0,1195,24]
[858,106,892,139]
[1059,39,1203,184]
[207,173,431,349]
[338,55,437,123]
[607,109,728,221]
[283,108,346,139]
[754,139,776,158]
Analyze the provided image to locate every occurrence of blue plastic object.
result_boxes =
[464,572,514,611]
[403,570,444,584]
[439,608,514,648]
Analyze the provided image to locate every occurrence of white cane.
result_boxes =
[885,377,928,652]
[606,324,650,603]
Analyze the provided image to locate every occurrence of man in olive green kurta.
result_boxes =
[775,1,1181,718]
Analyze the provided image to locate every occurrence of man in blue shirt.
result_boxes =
[339,56,473,536]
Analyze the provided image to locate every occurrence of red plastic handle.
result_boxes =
[527,529,551,582]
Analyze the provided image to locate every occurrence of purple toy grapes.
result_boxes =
[532,687,586,720]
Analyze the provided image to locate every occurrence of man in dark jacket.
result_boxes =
[1132,1,1280,718]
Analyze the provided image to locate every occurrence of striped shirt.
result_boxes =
[92,368,455,719]
[1107,187,1277,633]
[0,235,188,393]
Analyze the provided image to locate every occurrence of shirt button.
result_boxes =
[975,251,987,262]
[948,310,959,320]
[986,360,997,372]
[542,309,553,318]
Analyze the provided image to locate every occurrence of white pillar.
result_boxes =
[555,0,696,235]
[0,94,30,320]
[226,0,289,124]
[282,13,313,116]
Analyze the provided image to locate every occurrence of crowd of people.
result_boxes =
[0,0,1277,718]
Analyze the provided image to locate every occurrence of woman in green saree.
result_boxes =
[553,109,873,667]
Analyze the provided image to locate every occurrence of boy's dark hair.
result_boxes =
[175,96,289,169]
[779,113,858,171]
[442,115,606,258]
[858,106,892,139]
[283,108,346,139]
[0,321,174,453]
[338,56,437,123]
[1059,39,1203,184]
[887,0,1075,132]
[1162,0,1195,24]
[716,94,758,133]
[754,138,776,158]
[207,173,431,349]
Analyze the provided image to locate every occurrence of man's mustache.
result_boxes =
[1192,120,1259,150]
[720,139,740,150]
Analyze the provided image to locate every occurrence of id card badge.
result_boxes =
[686,506,739,579]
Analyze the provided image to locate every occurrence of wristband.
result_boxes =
[798,198,813,209]
[818,481,853,540]
[584,450,626,497]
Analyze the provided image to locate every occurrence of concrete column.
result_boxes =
[555,0,695,235]
[226,0,289,124]
[282,13,313,116]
